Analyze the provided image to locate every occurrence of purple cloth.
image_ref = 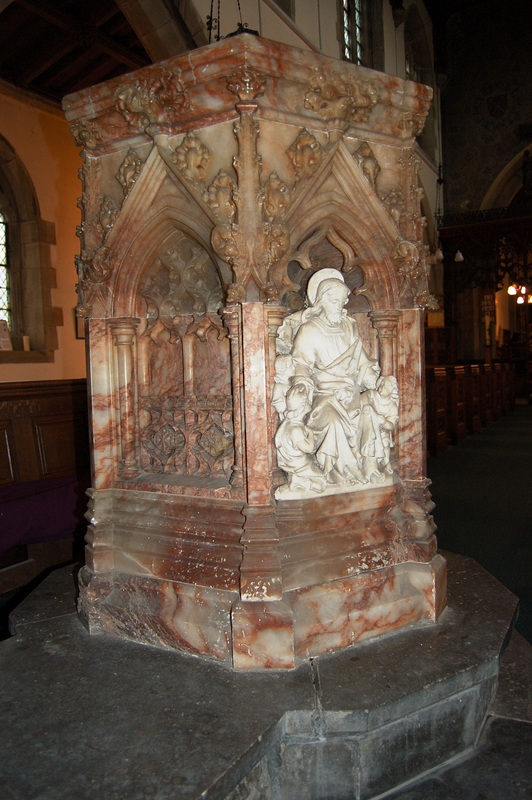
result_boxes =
[0,476,89,553]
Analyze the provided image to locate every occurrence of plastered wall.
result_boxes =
[0,86,85,382]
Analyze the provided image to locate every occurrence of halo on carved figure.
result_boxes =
[306,268,345,305]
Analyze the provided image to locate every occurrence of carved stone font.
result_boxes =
[274,270,399,497]
[64,34,444,672]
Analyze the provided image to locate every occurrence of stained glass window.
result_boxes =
[0,212,10,330]
[343,0,364,65]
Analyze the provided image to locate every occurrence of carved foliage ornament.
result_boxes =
[142,235,223,320]
[141,395,233,477]
[171,132,213,185]
[116,149,143,196]
[287,129,323,183]
[206,94,290,302]
[203,170,236,224]
[114,67,190,131]
[97,196,119,239]
[262,172,291,222]
[70,121,103,149]
[304,71,379,124]
[393,239,438,310]
[226,69,266,104]
[398,112,426,137]
[74,246,113,317]
[355,141,381,189]
[382,189,406,229]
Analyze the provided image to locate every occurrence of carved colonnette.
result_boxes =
[64,34,444,670]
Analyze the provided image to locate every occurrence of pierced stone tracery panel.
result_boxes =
[139,394,233,477]
[135,231,233,481]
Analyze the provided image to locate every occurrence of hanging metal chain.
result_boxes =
[206,0,220,42]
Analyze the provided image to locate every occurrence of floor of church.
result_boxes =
[0,400,531,798]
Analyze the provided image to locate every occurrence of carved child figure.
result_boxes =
[275,383,327,496]
[359,375,399,481]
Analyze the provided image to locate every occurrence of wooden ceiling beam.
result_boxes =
[19,41,74,85]
[15,0,149,69]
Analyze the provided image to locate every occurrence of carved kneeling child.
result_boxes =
[275,383,327,495]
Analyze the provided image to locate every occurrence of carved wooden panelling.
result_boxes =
[0,421,16,486]
[0,380,89,484]
[33,414,89,478]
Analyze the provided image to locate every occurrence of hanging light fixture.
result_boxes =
[207,0,259,42]
[508,284,518,295]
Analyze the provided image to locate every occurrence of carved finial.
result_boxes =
[226,69,266,104]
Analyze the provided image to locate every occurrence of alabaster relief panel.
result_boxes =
[274,269,399,499]
[135,231,233,480]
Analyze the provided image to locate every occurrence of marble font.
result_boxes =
[64,34,446,669]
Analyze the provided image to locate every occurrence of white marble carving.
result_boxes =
[274,270,399,498]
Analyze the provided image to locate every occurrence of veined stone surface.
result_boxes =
[64,33,444,668]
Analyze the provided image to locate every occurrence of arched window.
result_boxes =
[341,1,383,70]
[0,133,61,361]
[342,0,364,64]
[0,211,9,329]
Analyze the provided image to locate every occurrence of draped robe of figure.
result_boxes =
[291,312,380,483]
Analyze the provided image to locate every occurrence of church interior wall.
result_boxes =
[441,2,532,215]
[0,86,84,383]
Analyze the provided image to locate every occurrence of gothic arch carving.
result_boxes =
[109,211,224,319]
[280,142,405,309]
[99,146,229,318]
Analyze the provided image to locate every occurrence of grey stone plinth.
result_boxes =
[1,553,519,800]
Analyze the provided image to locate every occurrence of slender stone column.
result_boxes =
[369,310,401,376]
[231,301,294,669]
[222,304,245,494]
[238,302,283,601]
[266,305,288,490]
[110,318,140,478]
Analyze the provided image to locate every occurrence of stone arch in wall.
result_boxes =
[480,145,532,209]
[0,132,62,356]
